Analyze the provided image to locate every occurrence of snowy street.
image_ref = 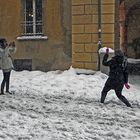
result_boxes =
[0,68,140,140]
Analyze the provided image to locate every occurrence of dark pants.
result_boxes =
[101,78,131,107]
[1,71,11,93]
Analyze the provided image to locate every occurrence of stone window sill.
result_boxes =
[17,36,48,40]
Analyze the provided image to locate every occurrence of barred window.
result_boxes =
[21,0,43,36]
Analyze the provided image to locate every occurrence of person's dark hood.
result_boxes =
[0,37,6,49]
[115,49,124,57]
[113,55,124,64]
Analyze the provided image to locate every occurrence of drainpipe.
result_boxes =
[97,0,102,70]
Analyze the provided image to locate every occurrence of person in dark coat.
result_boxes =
[100,48,131,107]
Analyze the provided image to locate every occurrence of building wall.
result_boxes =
[72,0,115,70]
[0,0,72,71]
[102,0,115,48]
[125,0,140,58]
[0,0,21,41]
[0,0,116,71]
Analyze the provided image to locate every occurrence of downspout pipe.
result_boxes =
[97,0,102,70]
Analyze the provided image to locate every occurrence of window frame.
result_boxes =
[17,0,47,40]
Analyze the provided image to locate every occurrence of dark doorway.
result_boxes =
[120,1,140,58]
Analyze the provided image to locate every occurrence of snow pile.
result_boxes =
[99,47,114,54]
[128,58,140,64]
[0,68,140,140]
[17,36,48,40]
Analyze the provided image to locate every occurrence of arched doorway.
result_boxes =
[120,0,140,58]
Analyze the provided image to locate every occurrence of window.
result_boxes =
[21,0,43,36]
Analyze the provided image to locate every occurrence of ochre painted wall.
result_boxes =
[0,0,116,71]
[0,0,21,41]
[102,0,115,48]
[72,0,115,70]
[0,0,72,71]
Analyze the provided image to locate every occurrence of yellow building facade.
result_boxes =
[0,0,72,71]
[0,0,117,71]
[72,0,116,70]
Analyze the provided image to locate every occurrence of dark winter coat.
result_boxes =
[102,54,128,87]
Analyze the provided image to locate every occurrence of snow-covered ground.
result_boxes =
[0,68,140,140]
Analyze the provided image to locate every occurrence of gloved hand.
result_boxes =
[106,48,109,54]
[124,83,130,89]
[9,42,15,47]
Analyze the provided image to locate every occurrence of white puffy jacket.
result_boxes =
[0,45,16,70]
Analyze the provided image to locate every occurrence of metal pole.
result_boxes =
[98,0,102,70]
[114,0,120,50]
[33,0,36,35]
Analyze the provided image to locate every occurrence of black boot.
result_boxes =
[101,92,107,103]
[119,95,131,107]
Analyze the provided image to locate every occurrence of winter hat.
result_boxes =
[0,38,6,48]
[0,37,6,43]
[115,49,124,57]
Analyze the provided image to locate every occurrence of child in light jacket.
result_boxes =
[0,38,16,95]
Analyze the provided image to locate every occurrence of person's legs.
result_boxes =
[115,85,131,107]
[5,71,11,92]
[1,72,7,94]
[101,90,108,103]
[101,80,111,103]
